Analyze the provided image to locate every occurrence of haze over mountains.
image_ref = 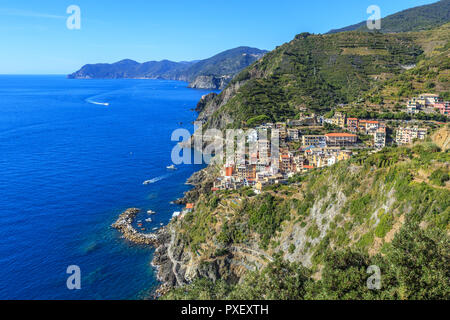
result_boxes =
[68,47,268,89]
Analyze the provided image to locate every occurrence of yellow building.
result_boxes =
[332,112,346,128]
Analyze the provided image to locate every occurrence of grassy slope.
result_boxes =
[203,24,449,130]
[368,23,450,104]
[328,0,450,34]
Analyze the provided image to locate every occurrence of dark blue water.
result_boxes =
[0,75,211,299]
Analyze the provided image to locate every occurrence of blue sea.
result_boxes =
[0,75,212,300]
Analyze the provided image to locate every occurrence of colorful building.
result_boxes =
[325,133,357,147]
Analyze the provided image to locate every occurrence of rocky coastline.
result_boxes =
[112,208,159,245]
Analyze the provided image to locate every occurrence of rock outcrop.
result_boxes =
[195,93,218,113]
[431,125,450,151]
[188,75,232,90]
[112,208,159,245]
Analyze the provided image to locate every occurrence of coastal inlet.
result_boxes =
[112,208,160,245]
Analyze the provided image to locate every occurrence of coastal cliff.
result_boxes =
[188,75,232,90]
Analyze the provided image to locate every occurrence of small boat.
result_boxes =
[143,180,152,185]
[141,228,146,231]
[152,227,158,231]
[147,210,156,215]
[145,218,152,222]
[88,100,109,106]
[166,164,177,170]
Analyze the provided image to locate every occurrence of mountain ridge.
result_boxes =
[328,0,450,34]
[68,46,268,90]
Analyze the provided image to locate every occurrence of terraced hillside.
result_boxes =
[198,24,449,131]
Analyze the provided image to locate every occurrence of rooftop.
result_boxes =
[325,133,357,137]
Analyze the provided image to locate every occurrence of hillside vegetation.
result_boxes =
[198,24,449,130]
[163,128,450,300]
[368,23,450,104]
[202,31,424,129]
[329,0,450,34]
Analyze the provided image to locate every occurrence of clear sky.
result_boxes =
[0,0,438,74]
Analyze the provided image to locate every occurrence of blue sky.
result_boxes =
[0,0,438,74]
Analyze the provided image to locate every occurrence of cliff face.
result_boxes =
[152,138,449,293]
[188,75,232,90]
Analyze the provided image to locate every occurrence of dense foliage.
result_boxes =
[206,31,425,128]
[163,223,449,300]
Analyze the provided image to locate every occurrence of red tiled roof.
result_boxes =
[186,203,194,209]
[303,165,314,169]
[359,120,379,124]
[325,133,357,137]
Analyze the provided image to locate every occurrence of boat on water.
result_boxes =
[145,218,152,222]
[147,210,156,215]
[88,100,109,106]
[166,164,177,170]
[152,227,158,231]
[143,180,152,185]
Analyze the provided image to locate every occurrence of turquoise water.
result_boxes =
[0,75,210,299]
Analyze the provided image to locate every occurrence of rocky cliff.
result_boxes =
[188,75,232,90]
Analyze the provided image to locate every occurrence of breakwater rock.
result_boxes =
[112,208,159,245]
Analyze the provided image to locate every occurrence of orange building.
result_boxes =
[225,166,234,177]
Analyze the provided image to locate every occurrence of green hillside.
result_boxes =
[183,47,267,81]
[329,0,450,34]
[203,31,424,129]
[367,23,450,105]
[199,23,449,130]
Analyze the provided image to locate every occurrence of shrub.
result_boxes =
[429,168,449,186]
